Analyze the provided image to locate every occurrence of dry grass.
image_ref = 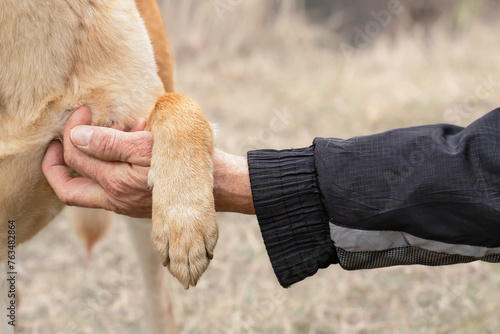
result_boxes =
[17,1,500,333]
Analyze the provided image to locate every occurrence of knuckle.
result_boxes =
[58,190,75,206]
[100,132,118,158]
[104,197,120,214]
[107,197,133,217]
[125,135,153,162]
[104,174,125,197]
[135,136,153,154]
[63,149,74,167]
[106,183,122,198]
[129,167,149,189]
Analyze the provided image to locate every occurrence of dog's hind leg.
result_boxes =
[67,207,114,260]
[126,218,178,334]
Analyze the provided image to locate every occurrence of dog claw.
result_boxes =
[152,217,217,289]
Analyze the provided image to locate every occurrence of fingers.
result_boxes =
[61,108,152,187]
[43,136,152,217]
[66,105,92,135]
[43,106,154,217]
[131,118,147,132]
[64,125,152,193]
[64,107,152,165]
[70,125,153,166]
[42,141,110,209]
[42,140,73,188]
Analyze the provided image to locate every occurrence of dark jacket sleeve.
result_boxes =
[248,108,500,288]
[247,148,339,288]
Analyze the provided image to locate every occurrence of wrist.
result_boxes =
[213,148,255,214]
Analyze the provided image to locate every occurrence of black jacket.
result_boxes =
[248,108,500,288]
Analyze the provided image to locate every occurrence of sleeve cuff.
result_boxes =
[247,146,338,288]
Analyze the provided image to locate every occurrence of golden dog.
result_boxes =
[0,0,218,332]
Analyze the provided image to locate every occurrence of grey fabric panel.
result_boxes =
[330,222,500,258]
[336,246,500,271]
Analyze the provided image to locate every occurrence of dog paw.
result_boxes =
[151,198,217,289]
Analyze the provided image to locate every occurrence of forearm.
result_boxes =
[245,108,500,287]
[213,149,255,214]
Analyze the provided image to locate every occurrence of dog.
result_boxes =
[0,0,218,332]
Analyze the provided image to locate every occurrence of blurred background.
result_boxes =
[18,0,500,333]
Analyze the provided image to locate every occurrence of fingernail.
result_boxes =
[71,126,94,147]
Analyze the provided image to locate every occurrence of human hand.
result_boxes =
[42,106,154,218]
[42,106,255,216]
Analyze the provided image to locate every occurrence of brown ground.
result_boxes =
[17,1,500,333]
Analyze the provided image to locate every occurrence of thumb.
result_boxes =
[70,125,153,166]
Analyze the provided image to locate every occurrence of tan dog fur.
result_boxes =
[0,0,217,331]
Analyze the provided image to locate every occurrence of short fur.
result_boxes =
[0,0,217,332]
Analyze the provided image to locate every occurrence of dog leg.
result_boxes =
[136,1,215,288]
[126,218,178,334]
[67,207,114,260]
[147,93,217,289]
